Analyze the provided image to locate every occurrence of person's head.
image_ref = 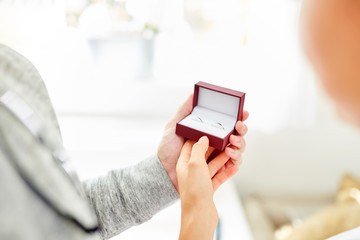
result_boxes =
[301,0,360,126]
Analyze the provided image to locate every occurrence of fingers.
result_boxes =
[212,162,239,191]
[235,121,248,136]
[205,146,216,160]
[190,136,209,163]
[225,145,243,165]
[178,140,196,164]
[226,133,245,165]
[229,135,246,153]
[207,152,230,178]
[178,137,213,167]
[242,110,249,121]
[225,119,247,165]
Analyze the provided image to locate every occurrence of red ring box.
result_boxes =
[176,82,246,151]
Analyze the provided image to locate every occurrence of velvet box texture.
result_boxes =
[176,82,246,151]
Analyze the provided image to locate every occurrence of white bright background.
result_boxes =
[1,0,360,239]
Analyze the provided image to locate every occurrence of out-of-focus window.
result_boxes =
[55,0,312,133]
[0,0,313,133]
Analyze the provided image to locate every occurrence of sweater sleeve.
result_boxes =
[83,154,179,239]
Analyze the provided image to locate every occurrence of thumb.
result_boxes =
[171,94,193,124]
[178,140,195,164]
[177,140,196,176]
[190,136,209,163]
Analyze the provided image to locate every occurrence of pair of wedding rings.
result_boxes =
[191,116,225,130]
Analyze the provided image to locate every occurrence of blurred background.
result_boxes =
[1,0,360,239]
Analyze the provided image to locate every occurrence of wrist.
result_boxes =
[157,154,179,193]
[165,168,179,193]
[180,201,218,240]
[181,197,216,217]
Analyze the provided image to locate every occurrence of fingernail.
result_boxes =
[199,136,207,142]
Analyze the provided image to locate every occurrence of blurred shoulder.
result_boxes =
[0,44,60,134]
[0,43,44,89]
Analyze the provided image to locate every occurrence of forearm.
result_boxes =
[83,154,179,239]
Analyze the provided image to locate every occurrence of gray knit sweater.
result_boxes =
[0,44,179,240]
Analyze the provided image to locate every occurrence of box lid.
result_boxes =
[193,81,246,121]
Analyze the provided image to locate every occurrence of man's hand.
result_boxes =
[158,94,249,192]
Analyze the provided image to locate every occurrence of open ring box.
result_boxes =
[176,82,246,151]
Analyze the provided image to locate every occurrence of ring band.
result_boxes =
[216,122,225,130]
[192,116,203,123]
[191,116,225,130]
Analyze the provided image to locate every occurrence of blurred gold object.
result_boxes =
[349,188,360,205]
[274,224,294,240]
[274,174,360,240]
[336,175,360,204]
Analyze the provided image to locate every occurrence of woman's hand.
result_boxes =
[177,137,217,240]
[177,136,243,240]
